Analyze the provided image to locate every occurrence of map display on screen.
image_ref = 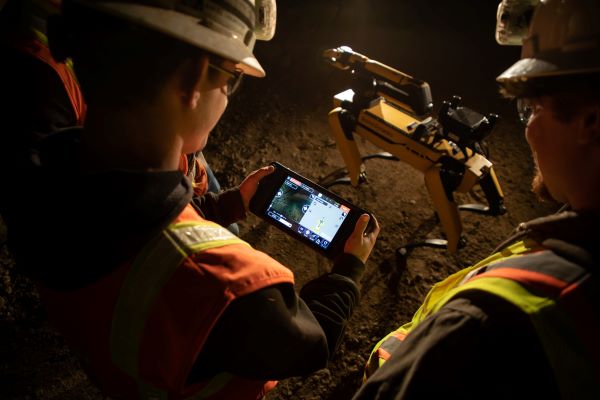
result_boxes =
[265,176,350,249]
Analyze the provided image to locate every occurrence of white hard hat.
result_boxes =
[497,0,600,92]
[495,0,540,46]
[65,0,277,77]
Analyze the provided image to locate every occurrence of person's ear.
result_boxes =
[181,56,209,110]
[577,103,600,145]
[189,91,201,109]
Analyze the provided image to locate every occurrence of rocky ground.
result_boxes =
[0,1,559,399]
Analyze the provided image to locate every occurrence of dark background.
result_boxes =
[0,1,558,399]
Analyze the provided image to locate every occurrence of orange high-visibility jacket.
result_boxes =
[12,34,86,124]
[37,204,295,399]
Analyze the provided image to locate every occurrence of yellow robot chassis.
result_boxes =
[323,46,506,253]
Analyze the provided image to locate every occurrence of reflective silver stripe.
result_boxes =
[111,232,186,382]
[378,333,404,358]
[483,250,588,285]
[110,220,246,397]
[169,223,243,253]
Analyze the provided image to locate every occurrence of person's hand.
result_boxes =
[239,165,275,210]
[344,214,380,263]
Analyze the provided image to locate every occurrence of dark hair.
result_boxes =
[49,3,207,109]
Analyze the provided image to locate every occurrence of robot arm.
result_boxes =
[324,46,433,116]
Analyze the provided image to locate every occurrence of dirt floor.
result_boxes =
[0,1,561,399]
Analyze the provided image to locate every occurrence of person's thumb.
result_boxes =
[354,214,370,236]
[253,165,275,182]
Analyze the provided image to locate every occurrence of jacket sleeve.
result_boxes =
[352,293,560,400]
[187,254,365,382]
[298,253,364,357]
[353,298,489,399]
[190,187,246,227]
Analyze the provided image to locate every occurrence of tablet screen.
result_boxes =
[265,176,351,249]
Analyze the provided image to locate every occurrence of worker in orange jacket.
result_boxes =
[9,1,380,399]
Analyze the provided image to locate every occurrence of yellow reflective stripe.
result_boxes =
[167,221,249,253]
[32,28,48,45]
[111,232,186,380]
[31,28,77,74]
[439,277,599,400]
[184,372,234,400]
[435,276,553,315]
[406,240,535,329]
[366,240,536,379]
[111,220,249,398]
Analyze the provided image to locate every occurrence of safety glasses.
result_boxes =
[516,98,538,126]
[209,62,244,96]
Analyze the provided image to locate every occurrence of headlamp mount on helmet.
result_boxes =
[65,0,277,77]
[496,0,600,97]
[495,0,540,46]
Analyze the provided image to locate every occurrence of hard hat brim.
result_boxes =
[497,58,559,82]
[497,57,600,84]
[77,2,265,77]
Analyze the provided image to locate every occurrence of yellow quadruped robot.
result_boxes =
[323,46,506,253]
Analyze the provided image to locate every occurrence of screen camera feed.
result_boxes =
[266,176,351,249]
